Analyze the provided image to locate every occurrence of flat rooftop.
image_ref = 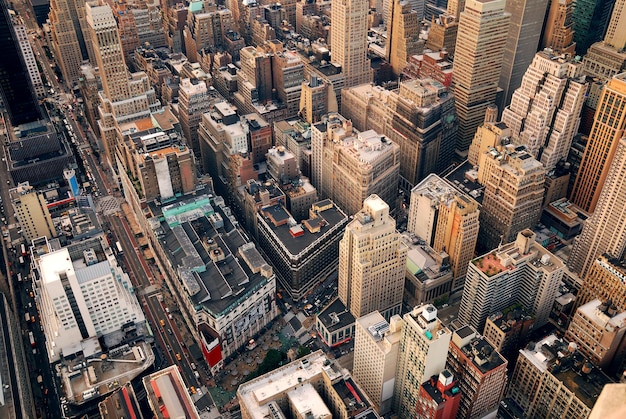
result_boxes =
[317,298,356,333]
[143,365,200,419]
[99,384,143,419]
[453,326,506,374]
[443,160,485,204]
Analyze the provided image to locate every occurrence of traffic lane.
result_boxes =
[108,216,150,288]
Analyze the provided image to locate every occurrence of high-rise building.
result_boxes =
[577,255,626,314]
[565,299,626,370]
[446,325,508,419]
[453,0,510,158]
[330,0,372,88]
[415,370,462,419]
[9,182,55,242]
[408,174,480,292]
[143,366,201,419]
[425,14,459,57]
[338,195,407,319]
[393,305,452,419]
[459,230,564,331]
[271,48,304,118]
[86,3,160,162]
[13,14,45,98]
[504,334,614,418]
[572,0,615,56]
[482,304,534,361]
[341,80,457,193]
[48,0,93,85]
[386,0,422,77]
[467,105,507,166]
[245,113,273,164]
[310,114,400,216]
[33,238,146,363]
[498,0,549,109]
[477,145,545,251]
[299,74,337,124]
[569,136,626,276]
[501,50,588,170]
[353,312,402,416]
[0,0,41,126]
[540,0,576,54]
[178,78,212,155]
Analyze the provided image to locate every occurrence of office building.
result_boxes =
[403,51,454,88]
[425,14,458,57]
[13,14,45,98]
[501,51,588,170]
[477,145,545,251]
[143,366,200,419]
[0,0,41,126]
[341,80,456,192]
[453,0,510,158]
[482,304,534,361]
[245,113,273,165]
[498,0,549,109]
[446,325,508,419]
[184,3,232,63]
[48,0,93,85]
[459,230,564,331]
[353,312,402,416]
[339,195,407,320]
[99,384,144,419]
[572,0,615,55]
[9,182,55,242]
[565,299,626,370]
[569,136,626,276]
[0,292,36,418]
[393,305,452,419]
[589,384,626,419]
[540,0,575,54]
[330,0,372,88]
[386,0,422,77]
[402,233,454,307]
[467,106,507,166]
[256,199,348,300]
[271,47,304,118]
[147,193,279,363]
[415,370,461,419]
[177,78,213,155]
[238,350,379,419]
[299,74,337,124]
[33,237,145,363]
[577,255,626,317]
[407,174,480,292]
[311,114,400,216]
[86,3,160,162]
[504,334,613,418]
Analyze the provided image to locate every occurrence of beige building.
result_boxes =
[577,255,626,315]
[238,350,378,419]
[467,107,509,167]
[407,174,480,292]
[177,78,213,155]
[310,113,400,216]
[502,51,588,170]
[9,182,55,242]
[477,144,545,251]
[338,195,407,320]
[569,137,626,277]
[353,312,402,416]
[482,304,534,360]
[425,14,458,57]
[459,230,563,331]
[505,334,613,418]
[566,299,626,370]
[299,75,337,124]
[453,0,510,158]
[393,305,452,419]
[330,0,372,88]
[386,0,422,77]
[540,0,576,54]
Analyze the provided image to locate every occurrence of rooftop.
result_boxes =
[452,326,506,374]
[143,365,200,419]
[317,298,356,333]
[98,384,143,419]
[520,334,614,408]
[443,160,485,204]
[487,303,534,333]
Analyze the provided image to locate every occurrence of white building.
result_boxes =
[34,238,145,363]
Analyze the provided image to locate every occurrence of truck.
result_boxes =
[28,331,35,347]
[116,241,123,255]
[20,243,27,256]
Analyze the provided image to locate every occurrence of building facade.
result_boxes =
[9,182,55,241]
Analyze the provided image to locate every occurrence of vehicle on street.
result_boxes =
[175,353,182,361]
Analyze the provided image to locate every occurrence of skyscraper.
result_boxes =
[393,305,452,419]
[570,73,626,213]
[386,0,422,77]
[501,51,588,170]
[572,0,615,55]
[540,0,576,54]
[330,0,372,88]
[569,137,626,277]
[408,174,480,292]
[453,0,510,158]
[498,0,549,109]
[576,254,626,313]
[338,195,407,320]
[0,0,41,126]
[9,182,55,242]
[178,78,212,155]
[459,230,564,331]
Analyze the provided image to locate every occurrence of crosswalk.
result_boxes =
[96,196,121,215]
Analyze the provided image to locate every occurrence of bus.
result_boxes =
[116,241,123,255]
[20,243,27,256]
